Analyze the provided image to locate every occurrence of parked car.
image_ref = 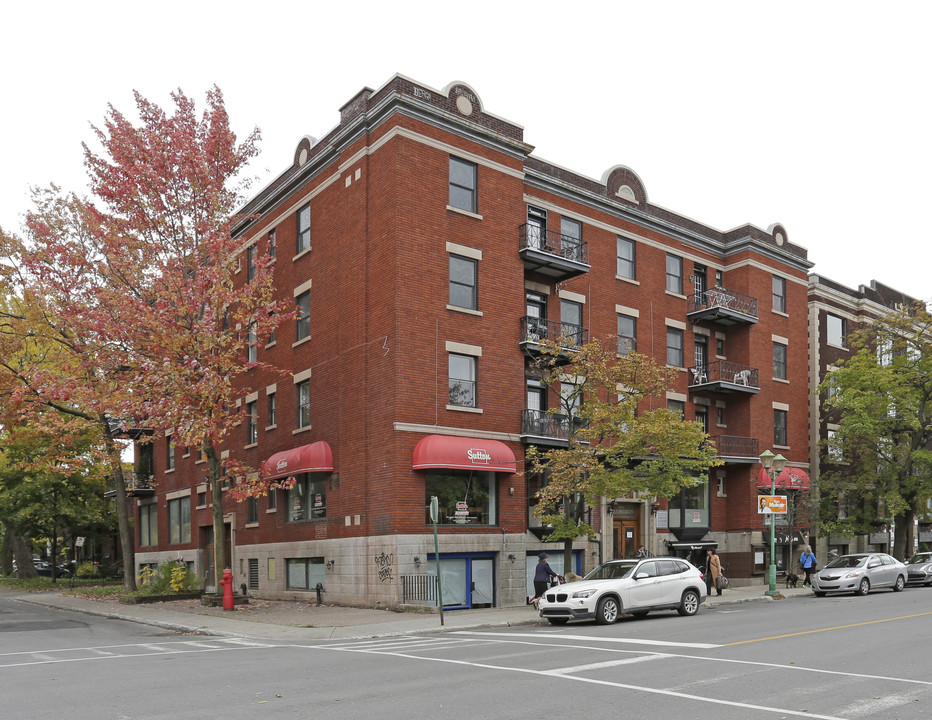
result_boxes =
[811,553,906,597]
[905,552,932,587]
[11,560,71,578]
[537,557,705,625]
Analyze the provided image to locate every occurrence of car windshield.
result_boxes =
[824,555,868,569]
[907,553,932,564]
[584,561,637,580]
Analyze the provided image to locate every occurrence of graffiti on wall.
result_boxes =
[374,551,394,582]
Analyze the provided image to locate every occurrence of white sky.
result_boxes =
[3,1,929,301]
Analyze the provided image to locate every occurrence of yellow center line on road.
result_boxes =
[724,610,932,645]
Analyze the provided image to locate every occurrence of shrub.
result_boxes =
[76,562,98,578]
[136,562,201,595]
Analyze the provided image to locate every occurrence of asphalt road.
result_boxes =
[2,589,930,719]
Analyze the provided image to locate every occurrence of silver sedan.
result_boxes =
[811,552,907,597]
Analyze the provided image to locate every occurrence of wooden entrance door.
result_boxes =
[613,517,640,559]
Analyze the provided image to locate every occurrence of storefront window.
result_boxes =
[286,472,327,521]
[286,557,324,590]
[425,469,497,525]
[668,480,710,528]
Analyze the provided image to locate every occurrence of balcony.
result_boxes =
[688,360,760,395]
[106,417,154,440]
[520,317,588,363]
[520,409,589,447]
[104,473,156,498]
[518,224,590,280]
[687,287,758,326]
[710,434,759,463]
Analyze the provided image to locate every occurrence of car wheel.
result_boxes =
[630,610,649,619]
[677,589,700,616]
[893,575,905,592]
[547,618,569,626]
[595,596,620,625]
[814,591,826,597]
[856,578,870,596]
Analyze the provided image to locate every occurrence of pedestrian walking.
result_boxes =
[532,552,558,606]
[799,546,818,587]
[705,548,723,596]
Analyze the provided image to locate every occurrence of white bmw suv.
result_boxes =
[537,557,706,626]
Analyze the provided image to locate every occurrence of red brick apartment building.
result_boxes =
[133,75,814,607]
[808,277,925,560]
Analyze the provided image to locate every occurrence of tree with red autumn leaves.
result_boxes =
[19,87,290,592]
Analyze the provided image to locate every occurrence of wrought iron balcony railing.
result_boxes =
[687,286,759,326]
[691,287,758,316]
[688,360,760,391]
[520,316,588,351]
[710,434,759,459]
[519,224,589,265]
[105,473,156,497]
[520,408,588,441]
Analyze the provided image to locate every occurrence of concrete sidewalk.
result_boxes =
[9,583,814,643]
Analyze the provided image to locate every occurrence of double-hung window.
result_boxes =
[448,157,477,213]
[139,503,157,546]
[774,409,788,446]
[296,291,310,341]
[772,275,786,313]
[827,314,846,347]
[561,217,582,262]
[166,436,175,471]
[246,400,257,444]
[449,254,477,310]
[168,496,191,544]
[617,237,636,279]
[666,254,683,294]
[448,353,477,407]
[296,203,311,254]
[267,391,276,427]
[247,322,257,363]
[247,244,256,282]
[666,327,684,367]
[296,380,311,429]
[617,314,637,355]
[268,229,276,259]
[773,342,787,380]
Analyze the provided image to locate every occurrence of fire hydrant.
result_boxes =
[219,568,234,611]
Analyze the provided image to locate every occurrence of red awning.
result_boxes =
[261,441,334,480]
[756,466,811,490]
[412,435,517,473]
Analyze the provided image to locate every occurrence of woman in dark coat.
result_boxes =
[533,552,558,603]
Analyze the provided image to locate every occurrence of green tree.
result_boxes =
[0,415,111,582]
[819,303,932,558]
[526,337,722,569]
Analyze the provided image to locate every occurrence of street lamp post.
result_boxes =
[759,449,787,597]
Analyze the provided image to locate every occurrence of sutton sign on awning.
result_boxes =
[412,434,517,473]
[756,466,811,491]
[261,441,334,481]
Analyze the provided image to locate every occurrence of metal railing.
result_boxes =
[520,316,588,349]
[105,473,155,496]
[521,409,588,440]
[688,360,759,389]
[690,287,758,319]
[401,574,438,604]
[519,224,589,265]
[711,435,759,458]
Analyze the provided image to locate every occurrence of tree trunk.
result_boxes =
[102,420,136,591]
[206,446,226,595]
[10,529,36,578]
[0,524,13,575]
[893,510,913,560]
